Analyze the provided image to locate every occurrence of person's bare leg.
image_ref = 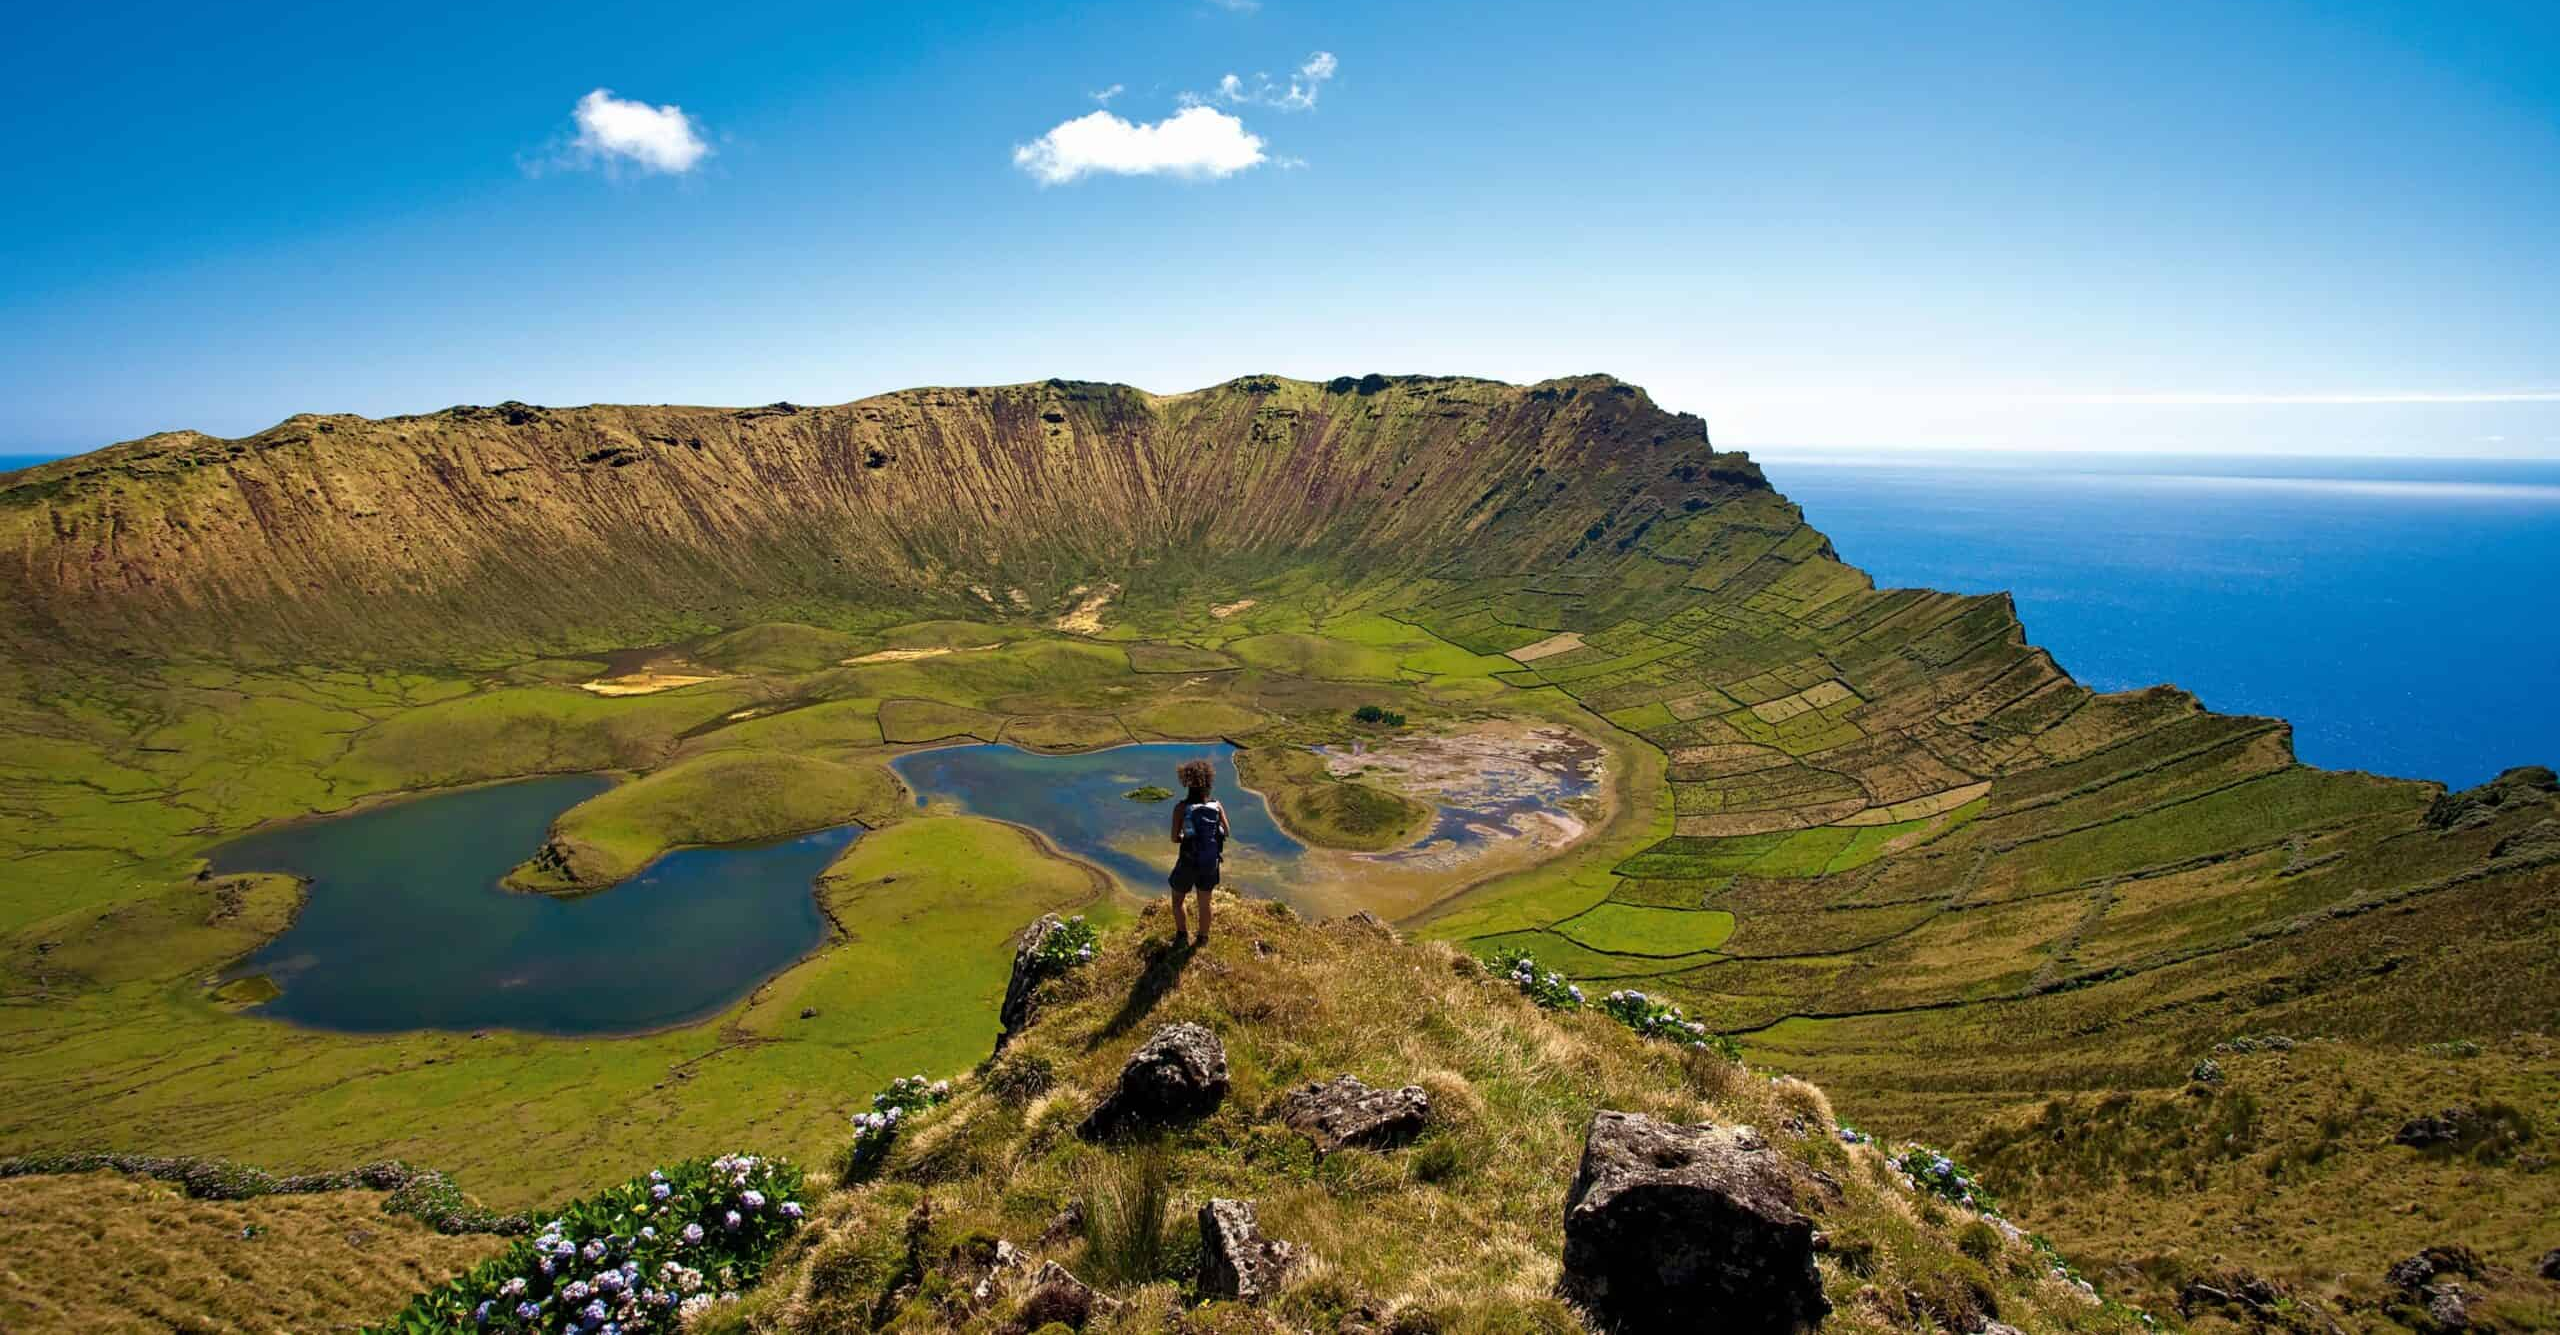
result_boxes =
[1170,891,1189,942]
[1194,890,1212,942]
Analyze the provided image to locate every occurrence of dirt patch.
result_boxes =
[1506,631,1585,662]
[1320,724,1605,865]
[579,672,725,696]
[1210,598,1258,619]
[1056,583,1119,635]
[841,644,1000,665]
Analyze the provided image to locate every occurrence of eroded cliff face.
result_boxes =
[0,375,1758,658]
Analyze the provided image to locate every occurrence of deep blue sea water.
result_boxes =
[1755,452,2560,788]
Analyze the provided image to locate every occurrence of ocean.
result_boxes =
[1755,451,2560,788]
[7,449,2551,788]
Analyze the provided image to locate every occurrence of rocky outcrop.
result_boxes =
[995,914,1067,1053]
[1197,1198,1299,1303]
[1077,1023,1228,1139]
[2426,765,2559,831]
[2539,1247,2559,1282]
[1278,1075,1430,1153]
[2394,1108,2481,1149]
[2385,1246,2485,1331]
[1559,1111,1827,1335]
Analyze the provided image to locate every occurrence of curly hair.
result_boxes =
[1175,758,1216,794]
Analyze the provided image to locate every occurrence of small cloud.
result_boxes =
[1091,83,1124,105]
[1204,0,1261,11]
[545,88,711,174]
[1276,155,1308,169]
[1012,105,1267,184]
[1214,50,1335,111]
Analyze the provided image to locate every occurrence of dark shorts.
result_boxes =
[1169,856,1220,893]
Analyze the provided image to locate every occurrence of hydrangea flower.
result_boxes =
[780,1201,803,1220]
[725,1209,743,1229]
[682,1222,704,1244]
[741,1189,765,1209]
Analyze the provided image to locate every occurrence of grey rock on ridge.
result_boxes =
[996,913,1066,1053]
[1077,1022,1229,1139]
[1198,1198,1299,1303]
[1559,1110,1828,1335]
[1279,1074,1430,1153]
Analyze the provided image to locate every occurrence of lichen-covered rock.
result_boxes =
[996,914,1067,1053]
[1198,1197,1298,1303]
[1279,1074,1430,1153]
[1077,1022,1228,1138]
[1559,1110,1827,1335]
[2425,1282,2472,1330]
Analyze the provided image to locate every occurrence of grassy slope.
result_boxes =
[0,373,2552,1328]
[739,899,2150,1335]
[1961,1038,2560,1333]
[0,1170,507,1332]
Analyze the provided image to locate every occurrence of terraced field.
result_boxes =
[0,373,2551,1320]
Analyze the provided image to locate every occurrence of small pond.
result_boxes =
[213,774,846,1036]
[890,742,1319,902]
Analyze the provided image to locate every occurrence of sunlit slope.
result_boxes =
[0,375,1751,657]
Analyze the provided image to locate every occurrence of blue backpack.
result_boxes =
[1181,800,1226,865]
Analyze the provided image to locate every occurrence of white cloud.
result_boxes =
[1216,50,1335,111]
[1204,0,1261,11]
[565,88,710,174]
[1012,105,1267,184]
[1091,83,1124,105]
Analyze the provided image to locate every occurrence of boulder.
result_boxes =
[1559,1111,1828,1335]
[2425,1283,2472,1330]
[1077,1022,1229,1139]
[1198,1197,1299,1303]
[2541,1247,2560,1282]
[995,914,1067,1052]
[1279,1075,1430,1153]
[2387,1245,2484,1293]
[2395,1109,2479,1149]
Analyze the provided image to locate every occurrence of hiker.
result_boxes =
[1168,757,1231,944]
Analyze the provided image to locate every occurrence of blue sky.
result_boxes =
[5,0,2557,458]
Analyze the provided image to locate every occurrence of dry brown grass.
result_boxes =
[0,1170,505,1333]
